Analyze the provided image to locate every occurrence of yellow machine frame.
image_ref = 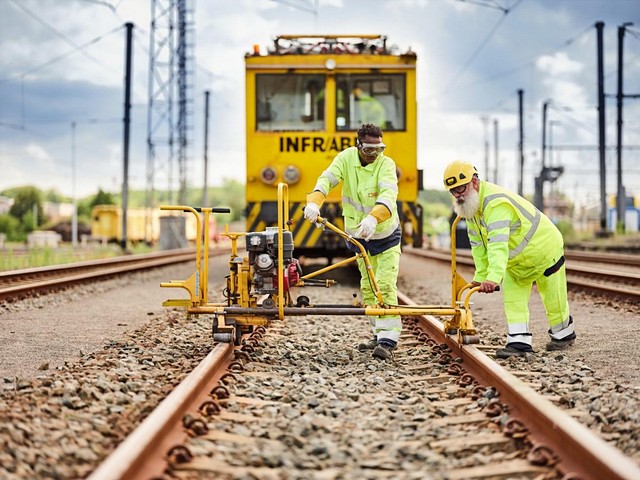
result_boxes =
[161,183,482,345]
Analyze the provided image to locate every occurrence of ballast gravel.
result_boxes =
[0,252,637,478]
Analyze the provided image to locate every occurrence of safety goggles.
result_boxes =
[450,182,470,196]
[358,142,386,156]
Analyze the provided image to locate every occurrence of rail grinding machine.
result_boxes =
[160,183,483,346]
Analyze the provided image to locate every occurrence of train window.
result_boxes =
[335,74,406,131]
[256,74,325,132]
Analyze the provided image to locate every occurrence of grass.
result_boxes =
[0,243,152,271]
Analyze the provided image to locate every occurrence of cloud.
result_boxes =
[536,51,584,76]
[25,143,54,165]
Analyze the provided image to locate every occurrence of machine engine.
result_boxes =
[245,227,301,295]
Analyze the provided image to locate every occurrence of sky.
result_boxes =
[1,0,639,211]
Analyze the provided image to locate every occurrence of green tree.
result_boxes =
[0,214,21,241]
[43,188,68,203]
[90,189,116,208]
[8,186,45,227]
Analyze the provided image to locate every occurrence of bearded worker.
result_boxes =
[443,160,576,359]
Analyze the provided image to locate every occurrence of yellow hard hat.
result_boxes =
[443,160,478,191]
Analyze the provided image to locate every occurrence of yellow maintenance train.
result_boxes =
[244,35,423,259]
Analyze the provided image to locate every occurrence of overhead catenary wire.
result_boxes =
[434,21,596,100]
[5,0,120,74]
[436,0,526,97]
[0,26,124,84]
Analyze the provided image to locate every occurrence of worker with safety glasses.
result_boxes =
[443,160,576,359]
[304,123,401,361]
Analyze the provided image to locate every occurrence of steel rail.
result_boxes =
[0,249,231,301]
[88,342,236,480]
[0,248,196,282]
[397,290,640,480]
[407,248,640,300]
[420,246,640,267]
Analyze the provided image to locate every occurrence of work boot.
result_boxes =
[372,342,395,361]
[495,342,534,359]
[357,337,377,351]
[546,332,576,351]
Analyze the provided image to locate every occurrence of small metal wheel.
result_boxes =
[296,295,310,307]
[262,297,275,308]
[461,334,480,345]
[446,329,458,335]
[213,333,234,343]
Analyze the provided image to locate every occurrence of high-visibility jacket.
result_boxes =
[309,146,400,241]
[467,181,564,285]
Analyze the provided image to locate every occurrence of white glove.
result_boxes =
[304,203,320,224]
[355,215,377,241]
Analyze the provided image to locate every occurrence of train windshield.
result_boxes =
[256,74,325,132]
[336,74,406,132]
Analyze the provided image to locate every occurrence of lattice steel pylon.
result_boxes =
[146,0,194,223]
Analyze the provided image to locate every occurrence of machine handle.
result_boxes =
[184,207,231,213]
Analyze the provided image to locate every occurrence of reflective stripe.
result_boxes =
[376,197,394,212]
[506,333,533,346]
[549,316,574,338]
[487,219,510,230]
[488,234,509,243]
[468,226,479,237]
[506,322,529,334]
[482,192,541,259]
[483,193,535,222]
[379,181,398,193]
[510,210,540,258]
[315,170,339,194]
[342,195,367,214]
[470,240,483,247]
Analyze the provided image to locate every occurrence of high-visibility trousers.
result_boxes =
[503,262,573,346]
[356,244,402,343]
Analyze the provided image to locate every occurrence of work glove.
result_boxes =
[355,215,377,241]
[304,203,320,224]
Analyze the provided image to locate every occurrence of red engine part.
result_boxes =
[272,260,301,293]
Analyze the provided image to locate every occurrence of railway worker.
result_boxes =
[353,87,386,129]
[304,123,401,361]
[443,160,576,359]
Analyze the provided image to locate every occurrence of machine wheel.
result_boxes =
[262,297,275,308]
[213,333,234,343]
[461,335,480,345]
[296,295,310,307]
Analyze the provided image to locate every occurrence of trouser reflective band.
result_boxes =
[357,244,402,343]
[506,322,533,347]
[549,316,575,340]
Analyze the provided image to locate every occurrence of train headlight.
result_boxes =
[282,165,301,185]
[260,167,278,185]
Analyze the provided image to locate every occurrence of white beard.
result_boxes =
[453,187,480,219]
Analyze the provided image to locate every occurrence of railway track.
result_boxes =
[0,249,200,301]
[90,284,640,480]
[408,247,640,301]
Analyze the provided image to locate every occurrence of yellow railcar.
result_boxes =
[245,35,423,259]
[91,205,203,245]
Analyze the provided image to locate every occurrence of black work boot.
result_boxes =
[495,342,534,359]
[357,337,377,351]
[372,340,396,361]
[546,332,576,351]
